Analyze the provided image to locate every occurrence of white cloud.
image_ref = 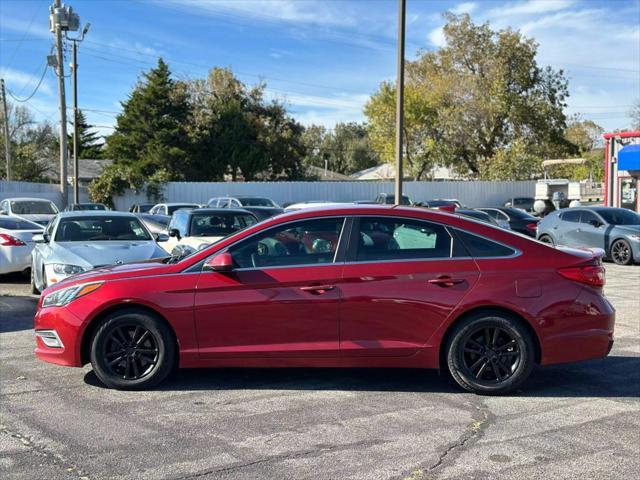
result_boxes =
[428,26,446,47]
[486,0,576,18]
[0,17,51,39]
[0,67,53,97]
[451,2,478,15]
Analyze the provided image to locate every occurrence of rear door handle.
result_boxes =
[428,276,464,288]
[299,285,335,294]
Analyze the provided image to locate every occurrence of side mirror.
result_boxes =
[168,228,181,240]
[33,234,47,243]
[155,232,169,242]
[203,252,234,273]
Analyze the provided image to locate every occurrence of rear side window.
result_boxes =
[354,217,452,261]
[454,229,516,258]
[560,210,580,223]
[579,211,599,224]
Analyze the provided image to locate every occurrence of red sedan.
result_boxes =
[34,205,614,394]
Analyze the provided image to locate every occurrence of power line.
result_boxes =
[3,0,46,70]
[5,62,49,103]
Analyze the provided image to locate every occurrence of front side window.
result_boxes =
[55,217,152,242]
[229,217,345,269]
[579,211,599,225]
[355,217,452,261]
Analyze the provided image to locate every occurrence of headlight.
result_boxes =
[42,282,103,308]
[52,264,85,275]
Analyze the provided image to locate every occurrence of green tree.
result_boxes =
[365,13,576,180]
[106,58,191,179]
[69,110,103,159]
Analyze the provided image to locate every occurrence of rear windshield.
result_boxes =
[55,216,151,241]
[189,213,257,236]
[239,197,276,207]
[595,209,640,225]
[11,200,58,215]
[0,217,43,230]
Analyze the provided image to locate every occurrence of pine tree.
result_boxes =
[69,110,103,159]
[106,58,191,179]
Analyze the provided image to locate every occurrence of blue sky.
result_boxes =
[1,0,639,139]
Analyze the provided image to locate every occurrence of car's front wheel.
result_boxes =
[446,312,535,395]
[90,309,176,390]
[538,234,554,245]
[610,239,633,265]
[30,266,40,295]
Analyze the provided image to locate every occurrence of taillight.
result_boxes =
[526,222,538,231]
[558,265,605,287]
[0,233,26,246]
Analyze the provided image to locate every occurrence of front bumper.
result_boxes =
[34,305,85,367]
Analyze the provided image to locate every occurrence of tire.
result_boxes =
[30,266,40,295]
[538,234,554,246]
[90,309,176,390]
[610,239,633,265]
[446,311,535,395]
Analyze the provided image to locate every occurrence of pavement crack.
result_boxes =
[0,423,92,480]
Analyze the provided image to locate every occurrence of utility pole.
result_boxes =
[1,79,11,181]
[52,0,69,209]
[70,22,89,205]
[394,0,406,205]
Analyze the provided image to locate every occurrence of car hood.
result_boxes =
[52,257,173,288]
[52,241,168,270]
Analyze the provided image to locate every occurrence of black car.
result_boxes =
[206,196,283,221]
[504,197,535,213]
[136,213,170,235]
[476,207,540,237]
[455,209,501,227]
[129,203,155,213]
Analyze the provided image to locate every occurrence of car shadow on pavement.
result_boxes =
[83,355,639,397]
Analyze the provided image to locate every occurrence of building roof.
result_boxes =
[45,159,113,182]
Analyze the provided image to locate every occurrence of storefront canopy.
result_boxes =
[618,144,640,172]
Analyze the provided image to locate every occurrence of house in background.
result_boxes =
[45,159,113,187]
[351,163,466,181]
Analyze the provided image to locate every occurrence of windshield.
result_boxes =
[0,217,43,230]
[74,204,107,211]
[55,216,152,241]
[596,208,640,225]
[167,204,199,215]
[189,213,257,237]
[11,200,58,215]
[239,197,276,207]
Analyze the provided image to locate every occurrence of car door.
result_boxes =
[556,210,581,245]
[339,216,479,357]
[194,217,347,358]
[577,210,607,250]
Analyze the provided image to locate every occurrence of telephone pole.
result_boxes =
[51,0,69,208]
[394,0,406,205]
[1,79,11,181]
[70,22,89,205]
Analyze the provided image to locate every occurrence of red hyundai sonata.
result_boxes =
[33,205,614,394]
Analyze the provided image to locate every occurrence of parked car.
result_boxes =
[284,201,346,212]
[129,203,155,214]
[163,208,258,255]
[537,206,640,265]
[136,213,170,236]
[0,197,59,226]
[34,205,613,395]
[455,209,508,229]
[207,196,283,221]
[30,211,169,293]
[65,203,108,211]
[421,199,463,208]
[0,216,44,276]
[148,203,201,217]
[374,193,412,205]
[505,197,535,213]
[476,207,539,237]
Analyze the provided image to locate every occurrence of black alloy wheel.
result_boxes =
[90,309,175,390]
[611,239,633,265]
[446,312,535,395]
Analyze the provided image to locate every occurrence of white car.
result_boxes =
[0,216,44,275]
[148,203,201,217]
[283,201,346,212]
[31,211,169,293]
[0,197,59,226]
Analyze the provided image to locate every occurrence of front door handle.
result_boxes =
[299,285,335,294]
[428,276,464,288]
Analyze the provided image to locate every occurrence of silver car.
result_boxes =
[537,206,640,265]
[0,197,59,226]
[31,211,169,293]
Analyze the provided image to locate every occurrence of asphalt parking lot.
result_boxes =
[0,265,638,480]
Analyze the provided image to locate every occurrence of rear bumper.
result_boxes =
[540,288,615,365]
[34,305,84,367]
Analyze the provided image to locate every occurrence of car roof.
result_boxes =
[178,207,255,216]
[57,210,138,219]
[4,197,56,202]
[160,202,200,206]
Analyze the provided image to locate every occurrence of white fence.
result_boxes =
[1,180,536,211]
[113,180,536,210]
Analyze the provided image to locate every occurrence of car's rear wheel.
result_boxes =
[610,239,633,265]
[90,309,175,390]
[446,312,535,395]
[538,234,554,245]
